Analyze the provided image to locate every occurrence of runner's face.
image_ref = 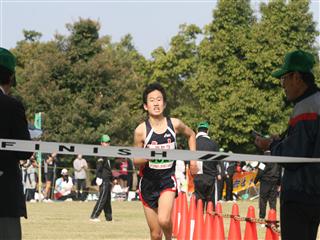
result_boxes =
[144,90,166,116]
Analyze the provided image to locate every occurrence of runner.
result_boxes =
[133,82,196,240]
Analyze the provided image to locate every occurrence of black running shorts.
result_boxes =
[139,175,177,209]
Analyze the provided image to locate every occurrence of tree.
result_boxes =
[22,30,42,42]
[66,18,101,63]
[186,0,319,152]
[188,0,258,151]
[244,0,319,136]
[148,24,202,125]
[14,19,146,149]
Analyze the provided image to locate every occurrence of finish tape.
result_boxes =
[1,138,319,163]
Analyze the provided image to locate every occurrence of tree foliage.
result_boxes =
[15,19,146,148]
[12,0,319,158]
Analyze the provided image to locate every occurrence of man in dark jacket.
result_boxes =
[0,47,32,239]
[193,122,219,206]
[90,134,113,222]
[253,161,281,219]
[254,50,320,240]
[217,158,236,202]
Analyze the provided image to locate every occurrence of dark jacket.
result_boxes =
[254,163,281,185]
[196,133,219,176]
[271,87,320,204]
[96,158,112,181]
[0,89,32,218]
[218,161,236,177]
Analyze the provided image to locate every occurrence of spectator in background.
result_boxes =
[54,168,74,201]
[90,134,113,222]
[253,160,281,220]
[127,159,134,191]
[21,154,38,202]
[175,144,187,193]
[0,47,32,240]
[175,160,186,193]
[217,158,236,202]
[118,158,128,189]
[73,154,88,201]
[193,122,220,206]
[112,177,127,201]
[44,153,57,201]
[134,174,142,201]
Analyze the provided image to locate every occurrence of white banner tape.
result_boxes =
[0,138,319,163]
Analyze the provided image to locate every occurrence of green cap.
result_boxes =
[197,121,209,129]
[100,134,110,143]
[271,50,315,79]
[0,47,16,73]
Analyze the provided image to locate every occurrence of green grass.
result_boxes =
[22,199,283,240]
[22,201,148,240]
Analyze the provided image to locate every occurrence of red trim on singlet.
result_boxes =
[139,164,145,177]
[289,112,318,127]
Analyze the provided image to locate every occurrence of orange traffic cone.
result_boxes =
[186,194,196,240]
[172,192,182,237]
[212,202,225,240]
[265,209,279,240]
[244,206,258,240]
[177,192,189,240]
[193,199,204,240]
[204,201,214,240]
[228,203,241,240]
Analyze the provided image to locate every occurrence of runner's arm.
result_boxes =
[172,118,198,174]
[133,123,148,166]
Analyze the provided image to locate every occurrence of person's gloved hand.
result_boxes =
[96,177,103,186]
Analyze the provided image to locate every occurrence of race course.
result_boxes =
[22,200,281,240]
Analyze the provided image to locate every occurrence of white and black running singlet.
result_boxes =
[140,117,177,179]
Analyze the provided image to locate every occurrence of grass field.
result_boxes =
[22,199,282,240]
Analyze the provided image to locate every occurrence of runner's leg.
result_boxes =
[143,206,162,240]
[158,191,175,240]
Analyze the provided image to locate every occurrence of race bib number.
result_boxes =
[148,142,175,170]
[149,159,174,169]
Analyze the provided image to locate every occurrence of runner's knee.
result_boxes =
[158,216,171,229]
[150,230,162,240]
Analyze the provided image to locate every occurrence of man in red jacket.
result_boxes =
[254,50,320,240]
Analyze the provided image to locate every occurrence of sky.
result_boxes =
[0,0,319,58]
